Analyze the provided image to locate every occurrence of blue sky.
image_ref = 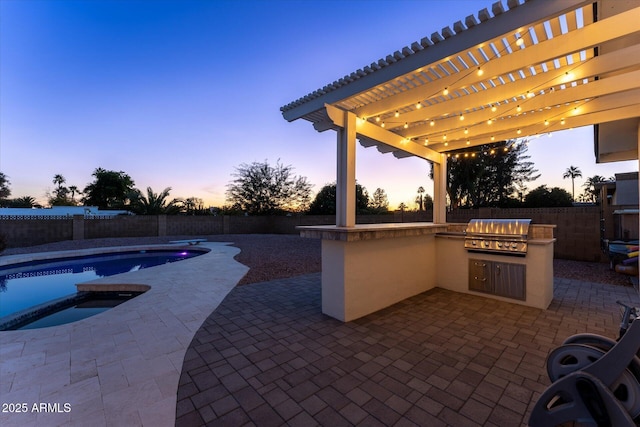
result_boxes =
[1,0,636,209]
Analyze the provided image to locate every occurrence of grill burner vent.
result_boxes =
[464,219,531,255]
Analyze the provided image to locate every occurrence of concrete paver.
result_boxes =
[177,274,639,426]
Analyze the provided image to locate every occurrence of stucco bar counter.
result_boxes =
[299,222,556,322]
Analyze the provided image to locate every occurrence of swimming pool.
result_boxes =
[0,249,205,328]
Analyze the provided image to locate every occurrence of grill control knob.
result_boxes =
[471,240,477,246]
[483,241,489,247]
[511,242,518,249]
[497,242,503,248]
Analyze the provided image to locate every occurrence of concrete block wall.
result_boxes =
[0,207,626,262]
[166,216,224,235]
[84,216,158,239]
[0,219,73,248]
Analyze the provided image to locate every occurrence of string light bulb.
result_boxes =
[487,119,493,125]
[424,138,429,145]
[459,115,465,121]
[464,153,469,158]
[560,118,565,125]
[416,102,422,109]
[544,119,549,126]
[443,87,449,96]
[491,105,497,112]
[490,149,495,154]
[526,91,535,98]
[516,105,522,112]
[504,147,508,152]
[464,128,468,134]
[477,67,483,76]
[430,120,435,126]
[466,140,470,145]
[491,136,495,141]
[394,111,400,118]
[375,116,381,122]
[381,122,386,128]
[443,134,447,140]
[404,122,408,129]
[444,142,449,146]
[517,129,522,134]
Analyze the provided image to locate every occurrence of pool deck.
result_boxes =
[0,242,248,427]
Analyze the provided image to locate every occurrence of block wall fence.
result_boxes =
[0,206,634,262]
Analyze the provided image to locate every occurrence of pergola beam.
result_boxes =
[324,104,441,163]
[427,86,640,149]
[401,60,640,140]
[355,6,640,120]
[443,104,640,152]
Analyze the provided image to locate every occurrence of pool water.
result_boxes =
[0,250,204,319]
[15,292,143,330]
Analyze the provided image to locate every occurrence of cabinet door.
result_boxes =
[493,262,526,300]
[469,259,491,292]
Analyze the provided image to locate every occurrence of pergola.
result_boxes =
[281,0,640,322]
[282,0,640,227]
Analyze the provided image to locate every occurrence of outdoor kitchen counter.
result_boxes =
[298,222,448,241]
[435,224,556,310]
[299,222,556,322]
[298,222,446,321]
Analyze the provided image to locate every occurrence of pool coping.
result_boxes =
[0,242,249,427]
[0,247,198,330]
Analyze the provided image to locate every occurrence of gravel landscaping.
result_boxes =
[2,234,634,287]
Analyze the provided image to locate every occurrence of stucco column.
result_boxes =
[336,111,356,227]
[433,153,447,224]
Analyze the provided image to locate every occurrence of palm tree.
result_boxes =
[582,175,607,203]
[52,174,66,190]
[130,187,182,215]
[416,186,425,211]
[562,166,582,201]
[68,185,81,204]
[10,196,36,208]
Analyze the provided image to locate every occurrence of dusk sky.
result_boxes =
[1,0,637,209]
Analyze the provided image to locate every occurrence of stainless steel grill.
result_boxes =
[464,219,531,256]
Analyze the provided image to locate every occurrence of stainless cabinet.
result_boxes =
[469,258,526,300]
[469,259,491,292]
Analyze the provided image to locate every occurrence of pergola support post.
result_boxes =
[336,111,356,227]
[433,153,447,224]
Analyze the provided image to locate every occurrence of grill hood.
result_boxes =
[466,219,531,238]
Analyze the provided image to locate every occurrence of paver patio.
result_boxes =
[176,273,639,426]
